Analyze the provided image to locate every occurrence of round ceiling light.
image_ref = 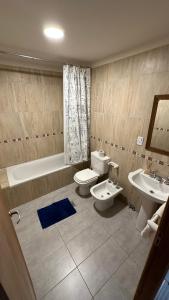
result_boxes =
[43,27,64,40]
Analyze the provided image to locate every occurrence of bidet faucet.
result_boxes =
[109,177,118,185]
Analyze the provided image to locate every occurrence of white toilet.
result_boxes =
[74,151,110,196]
[90,179,123,211]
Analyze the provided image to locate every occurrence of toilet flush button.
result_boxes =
[136,136,144,146]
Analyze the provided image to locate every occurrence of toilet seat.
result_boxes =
[74,168,98,184]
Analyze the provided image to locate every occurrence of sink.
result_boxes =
[128,169,169,203]
[128,169,169,231]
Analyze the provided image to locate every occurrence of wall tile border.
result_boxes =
[154,127,169,132]
[0,131,63,144]
[90,136,169,167]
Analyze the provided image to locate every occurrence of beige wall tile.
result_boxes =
[91,45,169,211]
[0,68,63,167]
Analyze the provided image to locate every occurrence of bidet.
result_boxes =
[90,179,123,212]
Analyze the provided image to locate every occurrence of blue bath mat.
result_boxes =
[37,198,76,229]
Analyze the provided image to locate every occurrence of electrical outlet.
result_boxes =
[137,136,144,146]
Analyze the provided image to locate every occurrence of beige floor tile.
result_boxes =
[58,208,99,243]
[21,226,64,266]
[13,184,144,300]
[129,237,153,272]
[96,212,130,237]
[78,237,127,296]
[70,192,95,213]
[67,221,110,265]
[29,245,76,299]
[94,277,131,300]
[14,195,52,218]
[92,201,137,237]
[13,211,40,240]
[112,258,141,297]
[43,269,92,300]
[112,222,142,255]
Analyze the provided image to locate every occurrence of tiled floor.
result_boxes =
[12,183,153,300]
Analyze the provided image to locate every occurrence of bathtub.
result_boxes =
[7,153,70,187]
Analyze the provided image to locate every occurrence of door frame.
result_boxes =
[0,190,36,300]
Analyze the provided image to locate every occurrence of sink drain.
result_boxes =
[149,190,154,194]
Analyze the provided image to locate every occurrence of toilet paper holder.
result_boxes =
[108,161,119,169]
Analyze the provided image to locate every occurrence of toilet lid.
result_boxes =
[74,168,98,183]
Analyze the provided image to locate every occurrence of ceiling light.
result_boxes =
[44,27,64,40]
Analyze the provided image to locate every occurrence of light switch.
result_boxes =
[137,136,144,146]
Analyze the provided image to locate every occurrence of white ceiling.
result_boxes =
[0,0,169,66]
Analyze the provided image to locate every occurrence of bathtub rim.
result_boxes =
[6,153,70,187]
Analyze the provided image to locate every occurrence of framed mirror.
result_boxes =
[146,95,169,156]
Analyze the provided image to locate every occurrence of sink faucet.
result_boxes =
[164,177,169,185]
[148,171,164,183]
[149,170,157,178]
[155,175,163,183]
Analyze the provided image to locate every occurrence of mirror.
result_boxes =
[146,95,169,156]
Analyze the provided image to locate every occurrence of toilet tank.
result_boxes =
[91,151,110,175]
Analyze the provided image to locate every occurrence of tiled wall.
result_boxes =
[0,68,63,168]
[91,45,169,211]
[5,163,87,209]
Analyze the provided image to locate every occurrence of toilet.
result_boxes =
[74,151,110,196]
[90,179,123,211]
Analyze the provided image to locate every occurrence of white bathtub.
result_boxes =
[7,153,70,187]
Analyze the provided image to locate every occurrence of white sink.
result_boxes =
[128,169,169,204]
[128,169,169,231]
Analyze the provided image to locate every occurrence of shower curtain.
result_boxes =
[63,65,90,164]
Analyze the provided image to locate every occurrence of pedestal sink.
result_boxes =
[128,169,169,231]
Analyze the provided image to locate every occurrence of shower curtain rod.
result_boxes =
[63,63,91,68]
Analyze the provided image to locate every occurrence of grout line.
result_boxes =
[59,217,133,296]
[58,228,93,298]
[93,257,129,298]
[77,265,94,298]
[83,234,131,298]
[92,226,151,298]
[93,249,130,298]
[39,267,77,300]
[57,207,99,244]
[52,199,122,298]
[77,234,113,267]
[58,194,129,246]
[14,187,79,300]
[69,209,140,297]
[112,231,142,257]
[15,185,139,300]
[57,222,91,245]
[38,224,78,299]
[40,230,144,300]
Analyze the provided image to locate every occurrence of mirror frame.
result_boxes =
[146,94,169,156]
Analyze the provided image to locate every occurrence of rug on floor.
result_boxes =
[37,198,76,229]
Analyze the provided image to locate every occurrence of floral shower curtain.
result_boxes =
[63,65,90,164]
